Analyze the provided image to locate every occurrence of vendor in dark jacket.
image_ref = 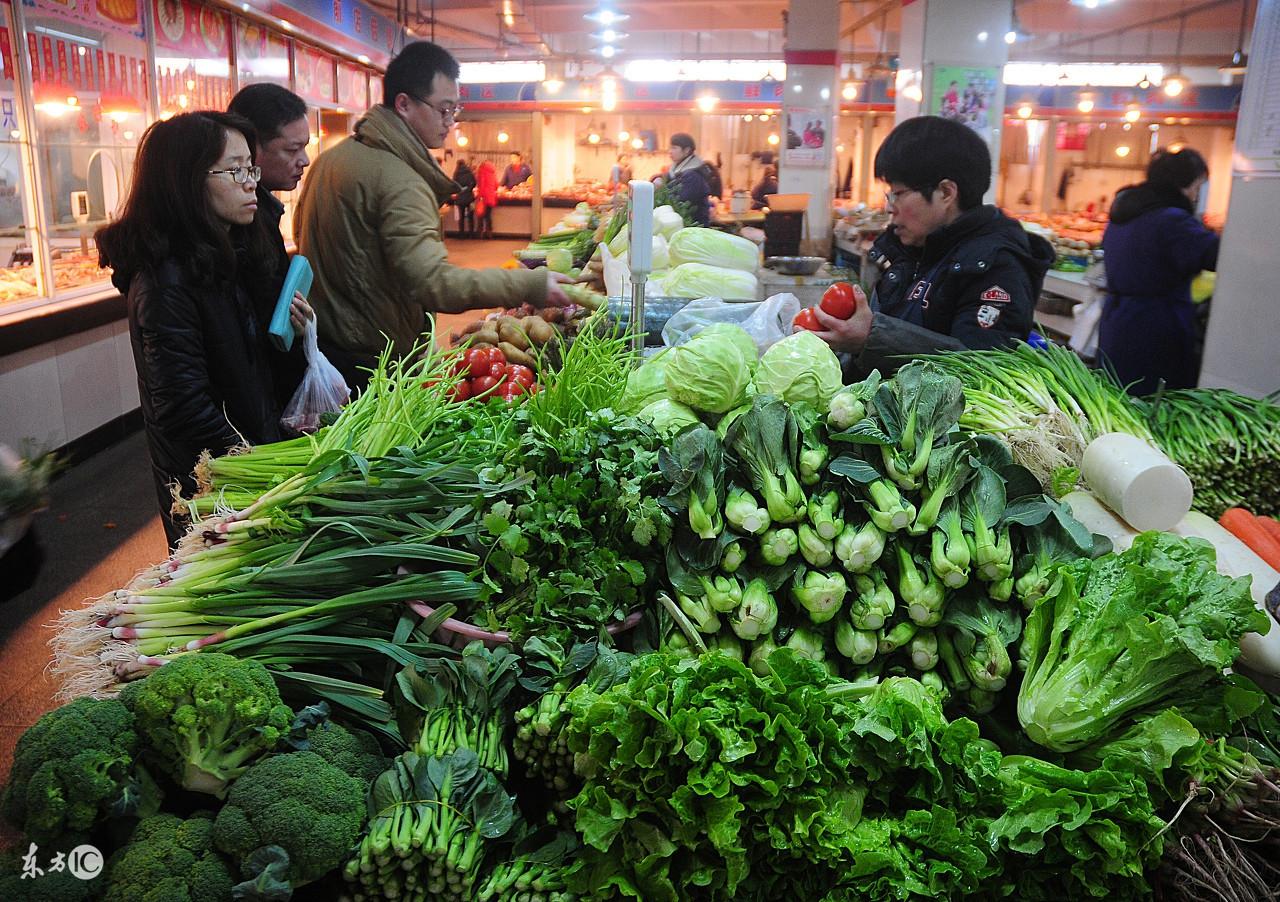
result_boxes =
[1099,147,1217,395]
[809,116,1054,377]
[658,133,712,225]
[96,112,313,548]
[228,83,312,405]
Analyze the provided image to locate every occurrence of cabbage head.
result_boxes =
[668,228,759,273]
[665,263,758,301]
[697,323,758,369]
[654,205,684,238]
[753,331,844,407]
[637,399,702,436]
[664,331,752,414]
[618,350,671,414]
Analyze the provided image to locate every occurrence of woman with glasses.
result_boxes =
[96,111,312,547]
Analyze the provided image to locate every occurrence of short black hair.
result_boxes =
[383,41,460,106]
[1147,147,1208,189]
[874,115,992,210]
[228,83,307,144]
[670,132,695,151]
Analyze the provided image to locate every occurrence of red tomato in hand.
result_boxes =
[793,308,820,331]
[820,282,857,320]
[471,375,502,396]
[504,364,536,388]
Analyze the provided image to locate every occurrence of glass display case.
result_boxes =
[0,0,380,315]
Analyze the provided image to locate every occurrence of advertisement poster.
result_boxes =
[784,107,827,166]
[931,66,999,141]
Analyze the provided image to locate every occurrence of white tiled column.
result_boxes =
[781,0,840,256]
[897,0,1014,205]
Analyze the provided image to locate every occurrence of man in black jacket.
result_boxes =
[811,116,1054,377]
[228,84,312,403]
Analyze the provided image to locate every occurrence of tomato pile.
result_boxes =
[440,345,540,403]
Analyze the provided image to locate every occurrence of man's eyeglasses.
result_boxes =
[884,184,940,208]
[207,165,261,185]
[410,96,463,121]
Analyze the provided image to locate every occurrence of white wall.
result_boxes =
[0,320,140,451]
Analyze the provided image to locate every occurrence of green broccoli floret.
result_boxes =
[2,697,159,843]
[119,653,293,797]
[213,751,365,887]
[103,812,235,902]
[305,721,388,786]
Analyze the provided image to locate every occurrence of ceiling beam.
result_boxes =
[1044,0,1241,53]
[841,0,898,39]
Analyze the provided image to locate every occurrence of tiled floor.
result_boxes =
[0,238,524,842]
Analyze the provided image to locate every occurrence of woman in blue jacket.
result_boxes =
[1099,147,1218,394]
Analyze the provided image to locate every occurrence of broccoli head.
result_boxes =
[213,751,365,887]
[103,811,234,902]
[305,721,388,786]
[2,697,159,843]
[119,653,293,797]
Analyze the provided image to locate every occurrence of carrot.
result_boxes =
[1259,515,1280,547]
[1219,508,1280,571]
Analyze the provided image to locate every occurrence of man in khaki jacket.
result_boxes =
[295,41,568,390]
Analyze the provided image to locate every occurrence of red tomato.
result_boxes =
[820,282,857,320]
[504,364,536,388]
[464,347,492,378]
[499,381,526,402]
[793,308,820,331]
[486,360,506,379]
[487,346,507,368]
[471,375,503,396]
[448,380,472,402]
[450,356,469,378]
[528,382,541,394]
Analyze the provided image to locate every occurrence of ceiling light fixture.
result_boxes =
[631,136,643,149]
[1164,14,1190,97]
[1017,100,1034,119]
[1115,144,1131,157]
[767,133,780,146]
[1124,102,1141,122]
[600,45,616,58]
[456,133,469,147]
[588,131,601,144]
[977,31,988,42]
[1077,92,1095,113]
[697,93,718,113]
[585,8,629,26]
[497,130,509,143]
[618,129,630,141]
[842,81,858,101]
[1220,0,1250,75]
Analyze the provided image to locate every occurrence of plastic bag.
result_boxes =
[282,318,350,434]
[1069,259,1108,359]
[661,293,801,356]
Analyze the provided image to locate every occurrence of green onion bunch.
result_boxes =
[1140,388,1280,517]
[921,345,1154,489]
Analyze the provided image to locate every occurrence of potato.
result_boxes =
[498,341,538,369]
[498,320,531,350]
[520,315,556,345]
[473,328,500,347]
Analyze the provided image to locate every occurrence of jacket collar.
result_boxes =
[353,105,459,197]
[669,153,704,178]
[1108,182,1194,224]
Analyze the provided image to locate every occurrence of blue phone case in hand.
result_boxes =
[269,255,314,352]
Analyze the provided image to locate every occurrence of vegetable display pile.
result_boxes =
[922,345,1280,516]
[13,317,1280,900]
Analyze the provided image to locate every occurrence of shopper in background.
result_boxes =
[451,157,477,237]
[751,165,778,210]
[295,41,567,391]
[475,157,498,239]
[1099,147,1218,395]
[808,115,1054,378]
[609,153,633,190]
[501,151,533,188]
[656,132,711,225]
[96,112,312,547]
[227,83,312,405]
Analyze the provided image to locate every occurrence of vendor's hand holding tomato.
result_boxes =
[819,282,857,320]
[792,307,820,331]
[796,283,874,354]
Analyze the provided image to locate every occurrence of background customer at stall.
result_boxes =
[501,151,533,188]
[751,164,778,210]
[1099,146,1218,395]
[655,132,712,225]
[475,157,498,240]
[451,157,477,237]
[294,40,568,391]
[96,112,312,547]
[809,115,1053,377]
[227,83,312,404]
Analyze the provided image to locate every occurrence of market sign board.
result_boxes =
[24,0,145,40]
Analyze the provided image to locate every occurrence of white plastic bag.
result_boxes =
[1069,259,1108,359]
[661,293,801,356]
[282,319,350,434]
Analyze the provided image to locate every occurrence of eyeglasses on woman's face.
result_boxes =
[207,165,261,185]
